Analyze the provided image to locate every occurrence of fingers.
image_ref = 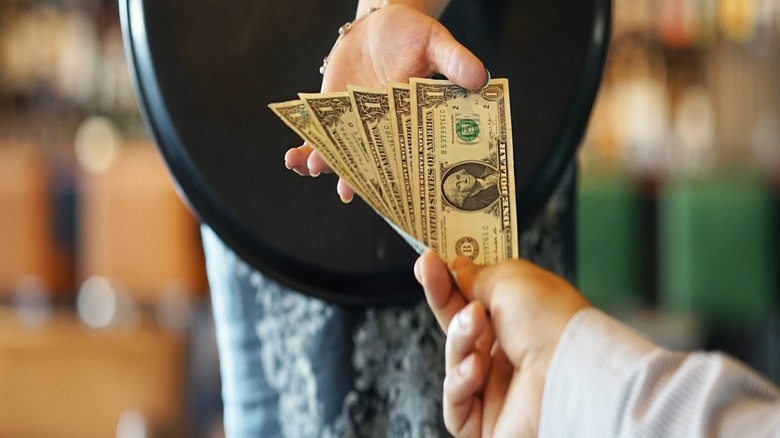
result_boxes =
[284,144,313,175]
[443,354,485,437]
[284,143,334,177]
[306,149,332,177]
[336,178,355,203]
[445,301,489,371]
[443,302,491,437]
[481,348,513,436]
[285,143,353,203]
[427,24,487,90]
[416,250,468,332]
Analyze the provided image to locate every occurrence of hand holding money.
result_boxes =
[271,78,518,265]
[282,2,487,202]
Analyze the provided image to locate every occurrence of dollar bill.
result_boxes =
[411,78,518,264]
[387,83,422,241]
[348,86,409,230]
[267,99,377,207]
[268,99,344,173]
[270,78,518,266]
[298,92,393,217]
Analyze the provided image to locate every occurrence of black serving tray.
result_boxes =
[119,0,611,305]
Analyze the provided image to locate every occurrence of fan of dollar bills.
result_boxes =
[269,78,518,265]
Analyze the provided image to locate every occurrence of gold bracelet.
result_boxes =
[319,5,383,75]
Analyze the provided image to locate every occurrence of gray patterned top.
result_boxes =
[202,167,576,437]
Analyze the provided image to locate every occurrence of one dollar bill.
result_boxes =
[269,78,518,266]
[411,78,518,264]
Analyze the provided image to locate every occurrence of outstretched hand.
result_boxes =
[415,251,589,437]
[283,3,487,202]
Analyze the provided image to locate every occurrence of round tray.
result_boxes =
[120,0,610,305]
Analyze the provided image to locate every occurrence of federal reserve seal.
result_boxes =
[455,237,480,260]
[455,118,480,144]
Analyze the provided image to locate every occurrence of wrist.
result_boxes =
[320,5,385,75]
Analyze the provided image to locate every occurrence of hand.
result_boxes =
[283,3,487,202]
[414,251,590,437]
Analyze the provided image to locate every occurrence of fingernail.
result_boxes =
[284,161,292,170]
[341,195,353,204]
[310,170,320,177]
[414,258,424,284]
[481,68,491,89]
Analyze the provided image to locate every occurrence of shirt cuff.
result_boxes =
[538,307,657,437]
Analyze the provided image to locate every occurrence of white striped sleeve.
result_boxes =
[538,308,780,437]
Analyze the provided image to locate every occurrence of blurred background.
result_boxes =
[0,0,778,436]
[0,0,221,437]
[579,0,780,385]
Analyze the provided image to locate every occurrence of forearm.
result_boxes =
[355,0,451,19]
[541,308,780,437]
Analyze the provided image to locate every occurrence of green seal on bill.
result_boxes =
[455,119,480,143]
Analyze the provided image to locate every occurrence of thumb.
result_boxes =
[453,258,510,310]
[450,257,481,301]
[426,24,488,90]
